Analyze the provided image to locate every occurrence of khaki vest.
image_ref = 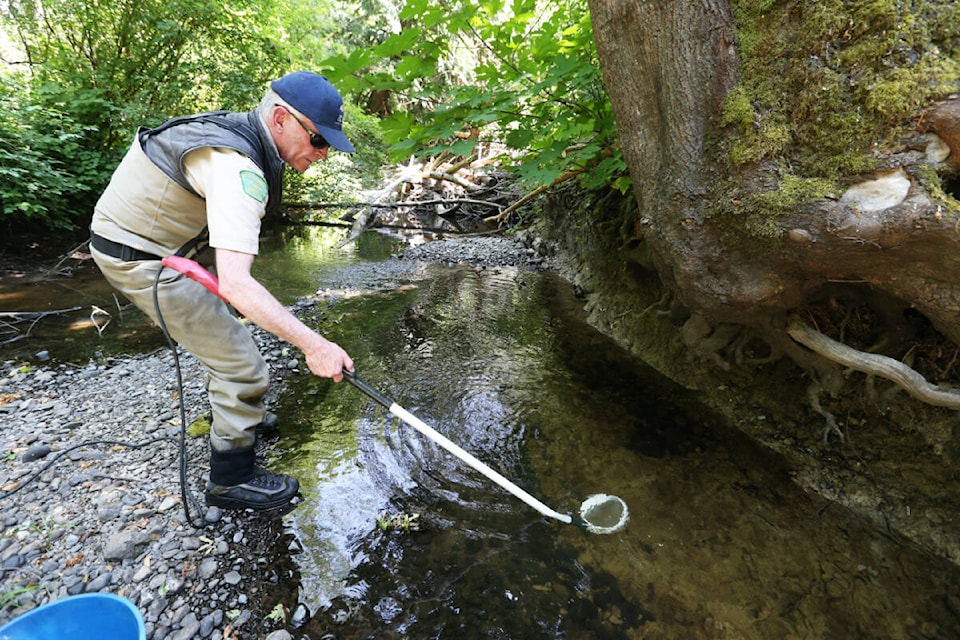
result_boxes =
[91,110,284,257]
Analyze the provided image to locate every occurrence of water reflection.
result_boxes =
[272,263,960,639]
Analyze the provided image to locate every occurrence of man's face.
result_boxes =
[275,106,330,172]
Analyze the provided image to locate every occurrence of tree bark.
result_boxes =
[587,0,741,312]
[588,0,960,350]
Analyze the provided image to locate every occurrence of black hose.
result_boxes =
[0,437,177,500]
[152,265,207,528]
[1,267,207,530]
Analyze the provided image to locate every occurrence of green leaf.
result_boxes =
[374,28,424,57]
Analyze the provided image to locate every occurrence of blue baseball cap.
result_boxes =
[271,71,355,153]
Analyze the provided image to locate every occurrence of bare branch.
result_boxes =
[0,308,83,320]
[286,198,502,211]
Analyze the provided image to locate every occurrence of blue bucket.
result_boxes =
[0,593,145,640]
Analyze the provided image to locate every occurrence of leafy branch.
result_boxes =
[323,0,629,197]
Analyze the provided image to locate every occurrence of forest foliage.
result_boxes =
[0,0,624,234]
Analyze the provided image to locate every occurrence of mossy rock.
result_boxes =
[187,415,211,438]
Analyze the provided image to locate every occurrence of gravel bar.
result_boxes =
[0,233,555,638]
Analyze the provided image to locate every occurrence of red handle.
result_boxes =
[161,256,229,303]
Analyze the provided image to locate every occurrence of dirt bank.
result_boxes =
[535,186,960,568]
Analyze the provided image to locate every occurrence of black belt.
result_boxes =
[90,233,163,262]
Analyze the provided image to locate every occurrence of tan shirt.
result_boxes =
[183,147,266,255]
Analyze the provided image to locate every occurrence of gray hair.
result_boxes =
[257,89,304,120]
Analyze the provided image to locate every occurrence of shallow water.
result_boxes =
[4,228,959,638]
[261,243,960,639]
[0,226,392,362]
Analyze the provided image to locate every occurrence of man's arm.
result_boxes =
[215,247,353,380]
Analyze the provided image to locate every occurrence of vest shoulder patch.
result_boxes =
[239,169,268,203]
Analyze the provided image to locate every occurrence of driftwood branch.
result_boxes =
[0,307,83,321]
[0,307,84,345]
[787,316,960,410]
[483,166,587,223]
[426,171,481,192]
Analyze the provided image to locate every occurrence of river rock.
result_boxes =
[103,530,150,561]
[839,168,911,212]
[21,444,52,462]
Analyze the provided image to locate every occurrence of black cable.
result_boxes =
[0,436,177,500]
[0,266,208,530]
[152,265,207,528]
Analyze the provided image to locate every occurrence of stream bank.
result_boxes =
[536,185,960,569]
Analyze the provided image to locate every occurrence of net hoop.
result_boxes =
[579,493,629,534]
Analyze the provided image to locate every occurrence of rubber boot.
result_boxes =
[256,411,280,435]
[205,445,299,510]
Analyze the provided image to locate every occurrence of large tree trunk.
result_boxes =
[587,0,960,355]
[587,1,742,313]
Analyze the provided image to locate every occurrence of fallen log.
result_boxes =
[0,307,83,321]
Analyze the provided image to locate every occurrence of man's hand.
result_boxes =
[302,336,353,381]
[216,248,354,381]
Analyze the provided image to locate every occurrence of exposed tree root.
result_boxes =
[787,316,960,410]
[806,382,844,444]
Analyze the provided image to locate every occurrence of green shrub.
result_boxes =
[0,84,114,231]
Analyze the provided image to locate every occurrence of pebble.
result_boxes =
[0,235,550,638]
[21,444,52,462]
[0,326,303,638]
[103,531,150,561]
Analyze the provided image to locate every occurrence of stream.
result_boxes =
[2,227,959,638]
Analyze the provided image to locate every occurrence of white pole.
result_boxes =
[388,404,574,525]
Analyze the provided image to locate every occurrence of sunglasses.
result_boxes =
[277,105,329,149]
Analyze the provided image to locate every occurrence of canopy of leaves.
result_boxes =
[1,0,289,231]
[0,92,108,229]
[6,0,289,131]
[322,0,627,194]
[1,0,619,233]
